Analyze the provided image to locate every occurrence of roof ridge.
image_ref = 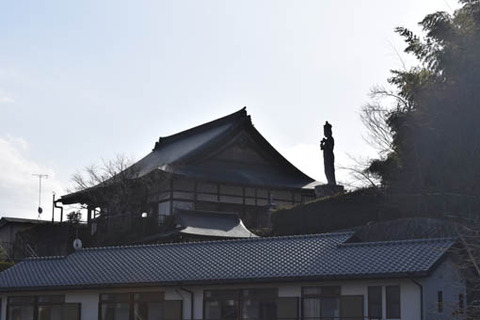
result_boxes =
[23,255,66,261]
[78,231,354,252]
[338,236,457,248]
[153,107,249,150]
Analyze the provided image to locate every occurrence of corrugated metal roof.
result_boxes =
[0,233,455,291]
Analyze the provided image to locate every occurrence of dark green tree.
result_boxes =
[0,244,14,271]
[365,0,480,196]
[362,6,480,315]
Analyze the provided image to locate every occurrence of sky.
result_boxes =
[0,0,459,220]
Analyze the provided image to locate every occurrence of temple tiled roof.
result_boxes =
[60,108,317,204]
[0,232,455,292]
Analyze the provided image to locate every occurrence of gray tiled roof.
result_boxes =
[132,108,315,188]
[60,108,316,204]
[0,232,455,291]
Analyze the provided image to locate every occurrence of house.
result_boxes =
[57,108,318,245]
[0,232,466,320]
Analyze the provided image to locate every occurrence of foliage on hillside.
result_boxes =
[364,0,480,198]
[0,261,14,272]
[273,188,397,235]
[272,187,480,235]
[0,244,13,272]
[275,1,480,235]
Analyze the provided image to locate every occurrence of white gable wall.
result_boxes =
[421,257,467,320]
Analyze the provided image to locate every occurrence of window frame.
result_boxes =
[7,295,80,320]
[301,286,342,320]
[203,288,281,320]
[459,293,465,314]
[340,295,364,320]
[437,290,443,313]
[98,291,182,320]
[367,286,382,319]
[386,285,401,319]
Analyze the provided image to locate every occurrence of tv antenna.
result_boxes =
[32,173,48,218]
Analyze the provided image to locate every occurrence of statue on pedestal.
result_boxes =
[320,121,336,185]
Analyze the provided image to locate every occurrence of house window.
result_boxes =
[204,289,239,320]
[99,292,181,320]
[302,286,341,320]
[7,296,34,320]
[158,201,171,216]
[459,293,464,314]
[437,291,443,312]
[204,288,293,320]
[340,295,364,320]
[7,295,80,320]
[277,297,299,320]
[368,286,382,319]
[158,201,172,225]
[386,285,401,319]
[100,293,130,320]
[241,289,277,320]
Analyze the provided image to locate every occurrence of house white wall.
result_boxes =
[0,273,464,320]
[65,291,99,319]
[421,257,467,320]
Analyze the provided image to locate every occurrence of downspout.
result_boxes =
[410,277,424,320]
[52,193,55,223]
[54,200,64,222]
[179,287,194,320]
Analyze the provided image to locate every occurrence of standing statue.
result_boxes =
[320,121,336,185]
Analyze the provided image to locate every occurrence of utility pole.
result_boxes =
[32,173,48,218]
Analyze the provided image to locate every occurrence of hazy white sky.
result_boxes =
[0,0,459,219]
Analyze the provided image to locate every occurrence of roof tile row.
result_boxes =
[0,232,455,291]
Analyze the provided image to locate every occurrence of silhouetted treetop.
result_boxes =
[364,1,480,196]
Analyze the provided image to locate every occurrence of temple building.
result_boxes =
[58,108,318,244]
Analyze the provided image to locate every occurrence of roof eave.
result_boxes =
[0,271,433,294]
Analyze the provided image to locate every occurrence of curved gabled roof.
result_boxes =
[133,108,247,177]
[176,209,258,238]
[60,108,317,204]
[132,107,315,184]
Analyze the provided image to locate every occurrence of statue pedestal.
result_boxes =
[315,184,345,199]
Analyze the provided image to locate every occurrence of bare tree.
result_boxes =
[338,155,381,189]
[360,85,413,156]
[65,154,161,246]
[70,154,135,192]
[67,154,152,225]
[447,218,480,319]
